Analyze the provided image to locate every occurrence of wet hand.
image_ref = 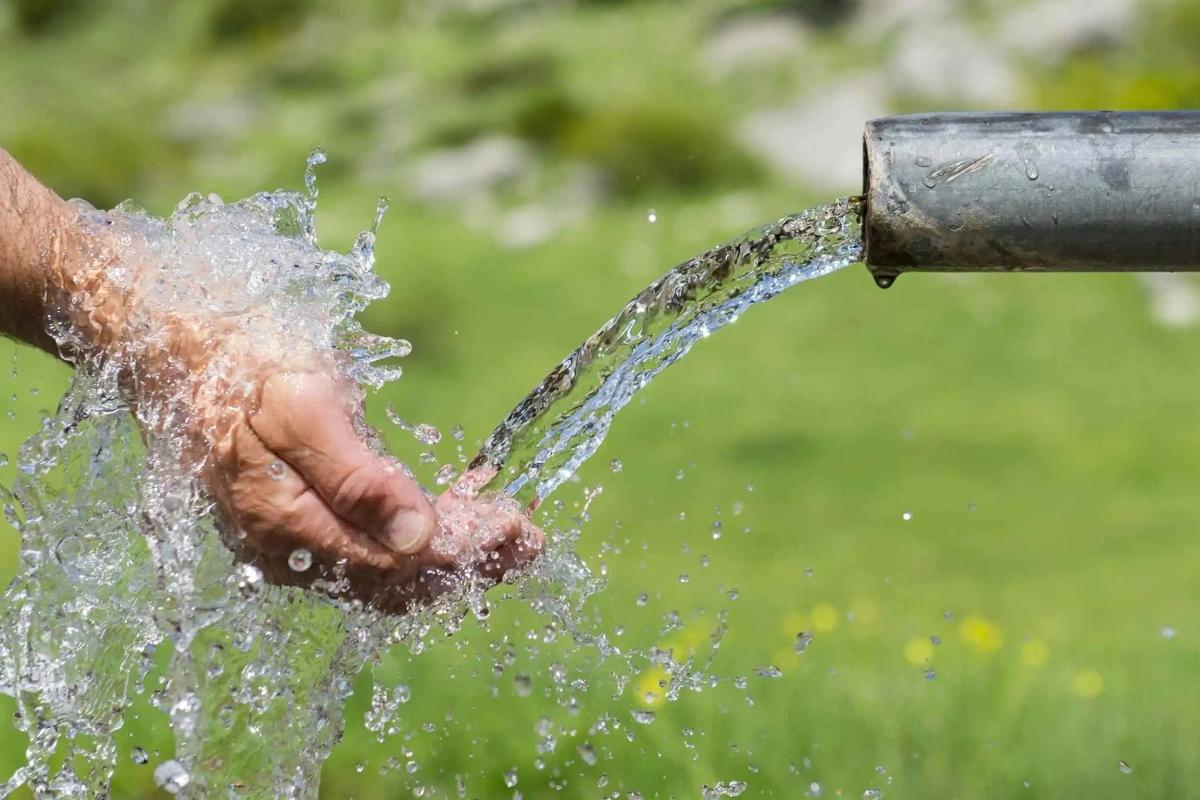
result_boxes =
[205,370,543,612]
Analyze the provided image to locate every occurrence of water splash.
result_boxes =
[0,155,862,797]
[0,163,466,798]
[471,197,862,506]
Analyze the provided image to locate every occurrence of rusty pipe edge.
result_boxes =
[862,111,1200,287]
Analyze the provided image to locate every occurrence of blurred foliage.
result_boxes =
[559,105,761,196]
[2,0,1200,797]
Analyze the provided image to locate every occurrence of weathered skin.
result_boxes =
[0,146,541,611]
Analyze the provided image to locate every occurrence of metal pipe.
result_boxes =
[862,111,1200,287]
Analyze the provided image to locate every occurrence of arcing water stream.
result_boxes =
[0,158,861,798]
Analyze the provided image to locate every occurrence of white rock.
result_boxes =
[409,135,530,204]
[998,0,1137,60]
[1139,273,1199,328]
[737,75,889,192]
[884,19,1019,106]
[702,13,809,77]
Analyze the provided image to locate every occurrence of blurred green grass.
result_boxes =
[2,0,1200,797]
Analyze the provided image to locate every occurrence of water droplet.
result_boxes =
[304,148,327,197]
[795,631,813,653]
[1025,161,1039,180]
[647,209,657,223]
[503,769,519,788]
[288,548,313,572]
[577,742,597,766]
[915,156,933,167]
[631,709,656,725]
[636,593,648,607]
[514,675,533,697]
[809,782,823,797]
[236,563,263,596]
[924,668,936,681]
[678,573,690,584]
[711,521,723,540]
[435,464,457,486]
[131,747,149,765]
[451,424,464,441]
[610,458,623,473]
[1119,761,1133,775]
[414,424,441,445]
[901,511,913,521]
[754,665,783,678]
[863,790,883,799]
[154,760,190,794]
[373,196,391,234]
[1162,626,1177,639]
[267,460,286,480]
[931,635,941,645]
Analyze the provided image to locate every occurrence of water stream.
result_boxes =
[472,196,863,506]
[0,160,862,798]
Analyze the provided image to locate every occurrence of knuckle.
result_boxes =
[329,463,399,520]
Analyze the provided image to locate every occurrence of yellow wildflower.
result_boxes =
[1072,670,1104,698]
[811,603,839,633]
[959,615,1004,653]
[904,637,934,666]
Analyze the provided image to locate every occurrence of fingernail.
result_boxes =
[386,509,434,554]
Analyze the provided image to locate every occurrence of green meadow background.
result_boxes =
[1,0,1199,797]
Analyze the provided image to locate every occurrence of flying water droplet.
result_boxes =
[267,460,287,481]
[414,424,441,445]
[288,548,312,573]
[131,747,149,765]
[1119,761,1133,774]
[631,710,656,725]
[435,464,458,486]
[154,760,190,795]
[305,148,327,197]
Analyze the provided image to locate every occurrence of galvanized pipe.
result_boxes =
[862,111,1200,287]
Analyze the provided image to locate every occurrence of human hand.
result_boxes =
[205,369,542,611]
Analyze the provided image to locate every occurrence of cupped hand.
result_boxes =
[203,370,543,612]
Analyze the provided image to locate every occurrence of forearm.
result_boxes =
[0,147,79,354]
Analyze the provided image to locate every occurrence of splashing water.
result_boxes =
[470,197,863,506]
[0,148,863,798]
[0,152,464,798]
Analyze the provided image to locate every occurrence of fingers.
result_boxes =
[213,421,416,578]
[250,372,436,555]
